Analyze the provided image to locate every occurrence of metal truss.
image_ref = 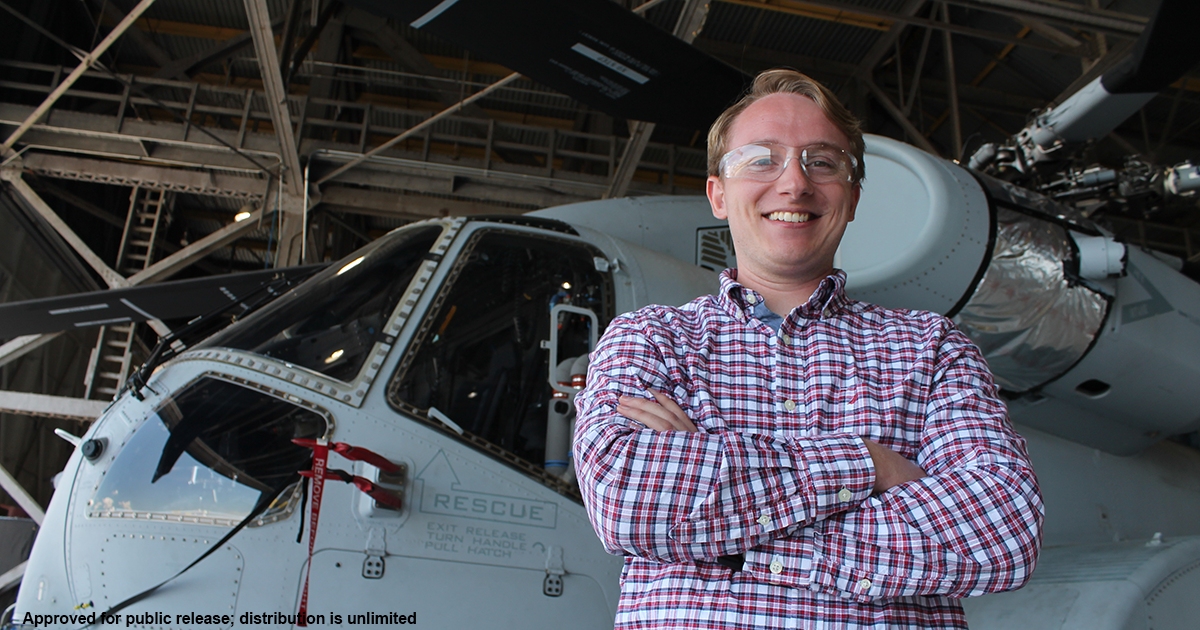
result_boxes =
[1,61,709,209]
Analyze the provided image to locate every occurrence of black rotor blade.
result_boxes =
[0,265,327,339]
[343,0,750,130]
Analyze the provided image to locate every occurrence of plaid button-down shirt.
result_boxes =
[574,270,1043,629]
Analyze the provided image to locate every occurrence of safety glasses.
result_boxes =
[719,143,857,183]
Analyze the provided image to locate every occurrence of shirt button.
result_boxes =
[783,399,796,411]
[823,307,833,318]
[838,488,853,502]
[746,294,757,304]
[780,333,791,344]
[770,561,784,574]
[858,578,872,590]
[758,514,771,527]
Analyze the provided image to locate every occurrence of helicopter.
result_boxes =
[3,0,1200,628]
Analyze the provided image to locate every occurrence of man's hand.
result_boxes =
[617,389,698,432]
[863,438,927,494]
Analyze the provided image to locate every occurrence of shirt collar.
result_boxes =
[718,268,851,320]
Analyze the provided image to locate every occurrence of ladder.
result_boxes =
[116,187,170,276]
[83,187,173,400]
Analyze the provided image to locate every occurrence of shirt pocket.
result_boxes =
[810,366,925,455]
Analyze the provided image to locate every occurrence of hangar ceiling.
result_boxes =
[0,0,1198,520]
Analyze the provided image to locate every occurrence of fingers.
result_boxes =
[648,389,698,432]
[617,389,698,433]
[863,438,927,494]
[617,396,674,431]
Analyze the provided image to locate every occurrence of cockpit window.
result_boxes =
[90,376,327,526]
[388,229,611,485]
[199,224,443,382]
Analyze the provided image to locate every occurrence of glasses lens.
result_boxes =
[721,144,783,180]
[801,145,852,183]
[721,143,854,183]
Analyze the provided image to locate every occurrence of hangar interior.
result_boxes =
[0,0,1198,601]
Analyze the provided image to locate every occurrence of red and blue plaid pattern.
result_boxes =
[575,270,1043,629]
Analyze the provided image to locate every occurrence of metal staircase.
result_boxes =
[83,187,173,401]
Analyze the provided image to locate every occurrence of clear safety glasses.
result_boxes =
[719,143,858,183]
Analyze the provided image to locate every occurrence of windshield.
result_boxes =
[200,224,443,381]
[389,228,612,476]
[90,376,327,526]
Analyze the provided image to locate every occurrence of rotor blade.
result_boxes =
[1101,0,1200,95]
[342,0,750,129]
[0,265,327,338]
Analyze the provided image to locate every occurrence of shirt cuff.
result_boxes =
[667,433,875,547]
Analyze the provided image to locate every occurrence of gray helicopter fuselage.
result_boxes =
[12,136,1200,630]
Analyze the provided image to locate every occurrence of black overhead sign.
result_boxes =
[344,0,751,130]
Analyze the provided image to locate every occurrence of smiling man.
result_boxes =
[574,69,1043,629]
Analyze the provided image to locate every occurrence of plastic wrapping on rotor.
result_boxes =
[954,208,1108,392]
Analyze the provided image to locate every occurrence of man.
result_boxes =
[573,69,1043,629]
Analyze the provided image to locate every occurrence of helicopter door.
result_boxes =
[388,227,612,488]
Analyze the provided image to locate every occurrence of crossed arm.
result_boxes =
[573,314,1044,599]
[617,390,928,495]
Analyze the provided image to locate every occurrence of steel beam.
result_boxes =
[345,10,493,118]
[0,333,61,370]
[320,186,528,219]
[863,79,941,156]
[1020,19,1084,51]
[943,3,964,161]
[244,0,304,197]
[605,122,656,199]
[127,207,263,285]
[20,153,267,198]
[266,187,308,266]
[316,73,522,186]
[903,15,935,118]
[90,0,182,79]
[728,0,1086,56]
[309,6,349,107]
[312,161,599,207]
[939,0,1144,36]
[696,39,857,78]
[0,462,44,524]
[850,0,926,81]
[0,391,108,422]
[343,11,542,167]
[1,0,159,151]
[0,561,26,594]
[1,169,128,288]
[31,182,125,228]
[153,16,285,80]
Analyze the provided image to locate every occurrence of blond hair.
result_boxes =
[707,69,865,183]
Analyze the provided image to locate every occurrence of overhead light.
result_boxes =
[234,211,252,222]
[337,256,364,276]
[561,281,572,290]
[324,349,344,364]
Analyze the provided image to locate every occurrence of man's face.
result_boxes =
[706,93,861,284]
